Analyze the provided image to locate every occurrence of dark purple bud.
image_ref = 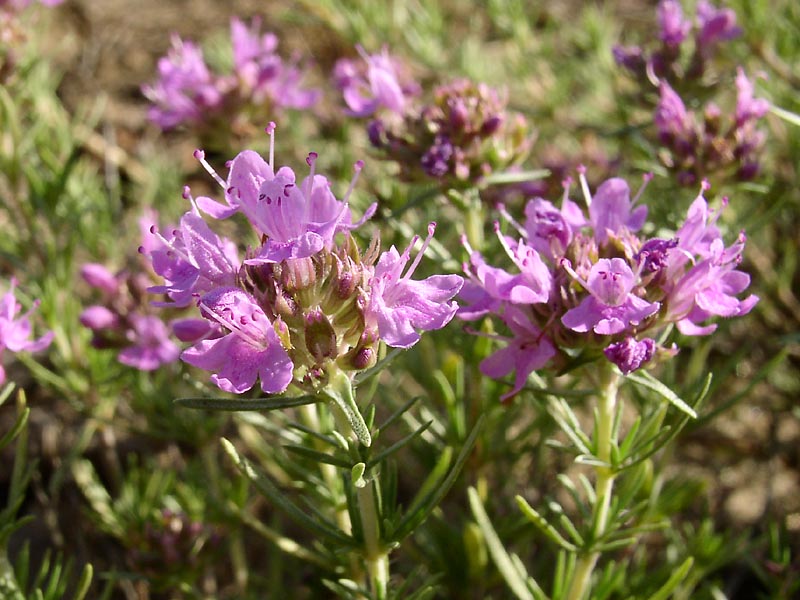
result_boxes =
[612,44,645,72]
[421,136,454,178]
[480,115,504,136]
[351,346,375,370]
[737,161,760,181]
[336,271,357,299]
[604,337,656,374]
[367,119,386,148]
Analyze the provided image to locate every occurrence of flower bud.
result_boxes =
[81,263,120,295]
[304,309,337,362]
[79,305,120,331]
[171,318,215,342]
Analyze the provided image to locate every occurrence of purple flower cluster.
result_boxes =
[79,212,186,371]
[459,172,757,400]
[141,127,462,395]
[333,45,420,118]
[614,0,742,83]
[335,47,531,190]
[143,17,319,138]
[655,68,769,184]
[613,2,768,184]
[0,278,53,386]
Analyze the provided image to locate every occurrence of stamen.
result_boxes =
[493,221,518,264]
[193,149,226,189]
[463,326,509,342]
[561,176,573,209]
[497,202,527,239]
[264,121,276,169]
[460,233,475,256]
[577,165,592,208]
[342,160,365,204]
[401,222,436,281]
[303,152,318,209]
[559,258,590,291]
[631,172,654,205]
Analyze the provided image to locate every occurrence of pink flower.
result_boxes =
[0,279,53,386]
[334,45,416,117]
[561,258,660,335]
[366,223,463,348]
[588,178,648,245]
[182,288,293,394]
[118,315,180,371]
[480,306,555,402]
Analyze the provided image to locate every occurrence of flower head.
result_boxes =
[459,174,756,399]
[142,35,223,130]
[143,19,318,141]
[148,135,461,395]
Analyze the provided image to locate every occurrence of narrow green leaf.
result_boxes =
[390,415,484,541]
[482,169,550,185]
[620,375,708,471]
[515,496,578,552]
[626,372,697,418]
[0,407,29,450]
[770,104,800,127]
[221,438,356,547]
[286,422,342,449]
[282,445,353,469]
[73,564,94,600]
[646,557,694,600]
[574,454,610,468]
[174,395,318,411]
[0,382,15,408]
[403,446,453,517]
[366,421,432,469]
[469,488,538,600]
[378,395,421,433]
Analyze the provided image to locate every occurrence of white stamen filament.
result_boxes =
[193,149,226,189]
[497,203,527,239]
[401,222,436,282]
[631,172,654,206]
[577,167,592,209]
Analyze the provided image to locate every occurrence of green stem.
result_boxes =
[357,476,389,599]
[565,367,620,600]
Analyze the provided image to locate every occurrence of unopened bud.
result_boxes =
[81,263,120,295]
[304,310,337,362]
